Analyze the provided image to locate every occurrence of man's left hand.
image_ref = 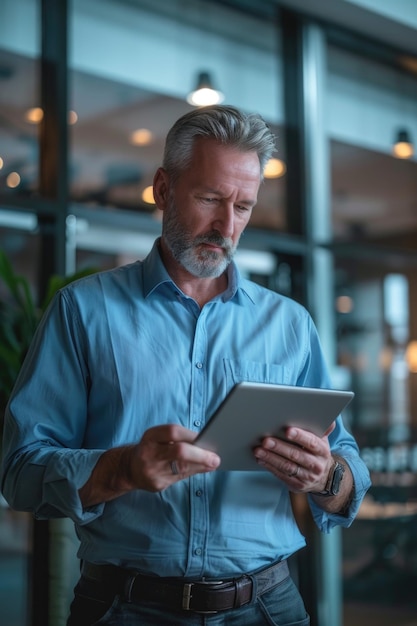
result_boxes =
[253,423,335,493]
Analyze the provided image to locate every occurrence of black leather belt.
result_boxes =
[81,559,289,613]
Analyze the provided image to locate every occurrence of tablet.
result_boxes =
[194,382,354,471]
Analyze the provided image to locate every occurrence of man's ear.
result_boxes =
[152,167,169,211]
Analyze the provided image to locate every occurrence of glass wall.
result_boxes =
[0,0,41,199]
[326,41,417,623]
[327,45,417,240]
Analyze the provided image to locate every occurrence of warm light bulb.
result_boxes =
[25,107,44,124]
[68,110,78,125]
[393,141,414,159]
[393,130,414,159]
[130,129,153,146]
[336,295,354,314]
[264,158,286,179]
[0,156,3,170]
[141,185,155,204]
[7,171,21,188]
[406,340,417,373]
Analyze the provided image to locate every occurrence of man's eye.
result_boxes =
[198,196,216,203]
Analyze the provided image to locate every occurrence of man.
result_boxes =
[1,105,371,625]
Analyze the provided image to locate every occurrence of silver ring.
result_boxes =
[171,461,179,476]
[288,466,299,478]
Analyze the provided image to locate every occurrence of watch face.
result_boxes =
[331,462,345,495]
[311,460,345,496]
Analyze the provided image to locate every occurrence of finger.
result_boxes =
[254,448,304,485]
[255,434,325,479]
[283,427,328,454]
[170,440,221,473]
[142,423,198,444]
[139,425,220,482]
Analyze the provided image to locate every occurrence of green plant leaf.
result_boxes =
[0,248,97,410]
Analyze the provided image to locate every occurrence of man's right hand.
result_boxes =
[79,424,220,508]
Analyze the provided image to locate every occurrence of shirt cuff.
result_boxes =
[39,449,106,524]
[308,450,371,533]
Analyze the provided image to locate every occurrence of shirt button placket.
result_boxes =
[188,314,207,575]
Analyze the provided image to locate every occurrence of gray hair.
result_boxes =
[162,105,276,182]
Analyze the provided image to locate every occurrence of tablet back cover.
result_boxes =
[194,382,354,471]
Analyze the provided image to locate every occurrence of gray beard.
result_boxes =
[162,202,237,279]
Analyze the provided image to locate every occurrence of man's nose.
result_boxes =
[212,204,234,238]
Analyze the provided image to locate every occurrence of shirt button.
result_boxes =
[195,490,202,497]
[194,420,201,428]
[196,362,203,369]
[194,548,202,556]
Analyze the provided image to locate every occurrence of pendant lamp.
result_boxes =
[187,71,224,107]
[393,129,414,159]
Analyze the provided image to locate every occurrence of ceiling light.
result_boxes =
[6,171,21,188]
[264,158,286,179]
[393,129,414,159]
[68,110,78,125]
[130,128,153,146]
[336,295,354,314]
[25,107,44,124]
[406,341,417,373]
[187,71,224,107]
[141,185,155,204]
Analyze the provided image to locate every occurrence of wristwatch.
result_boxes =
[313,458,345,496]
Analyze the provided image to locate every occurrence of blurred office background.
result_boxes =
[0,0,417,625]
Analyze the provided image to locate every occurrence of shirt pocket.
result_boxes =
[223,359,290,390]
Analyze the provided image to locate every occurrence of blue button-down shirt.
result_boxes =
[1,240,370,578]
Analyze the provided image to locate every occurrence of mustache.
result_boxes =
[194,231,233,252]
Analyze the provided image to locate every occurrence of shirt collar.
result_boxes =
[142,238,256,305]
[142,239,173,297]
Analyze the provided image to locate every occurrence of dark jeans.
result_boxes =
[66,572,310,626]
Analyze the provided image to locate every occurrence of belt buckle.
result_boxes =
[182,579,224,613]
[182,582,193,610]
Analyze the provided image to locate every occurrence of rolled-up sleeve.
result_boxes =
[308,446,371,532]
[3,446,105,523]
